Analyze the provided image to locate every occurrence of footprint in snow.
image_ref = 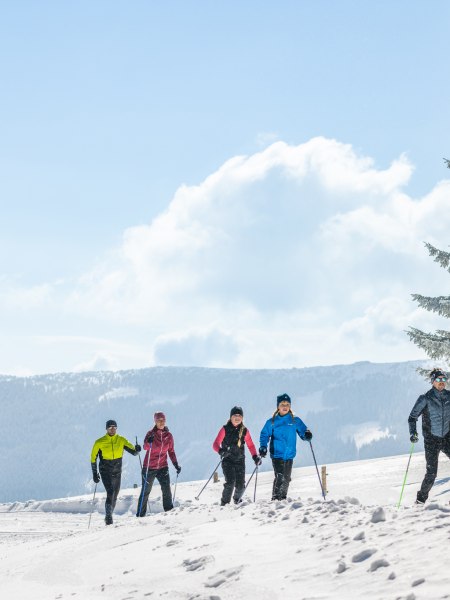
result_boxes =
[353,531,365,541]
[183,556,214,571]
[336,560,347,573]
[370,507,386,523]
[351,548,377,563]
[205,566,243,588]
[368,558,389,572]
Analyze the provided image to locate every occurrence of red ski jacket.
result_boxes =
[143,426,178,470]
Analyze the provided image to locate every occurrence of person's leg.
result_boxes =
[156,467,173,512]
[136,469,156,516]
[279,460,293,499]
[221,459,236,505]
[442,431,450,460]
[100,468,114,524]
[271,458,285,500]
[233,460,246,504]
[417,436,441,503]
[110,473,121,512]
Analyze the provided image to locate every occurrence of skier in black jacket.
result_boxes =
[213,407,261,505]
[408,369,450,504]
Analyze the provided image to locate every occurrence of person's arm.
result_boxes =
[90,441,100,482]
[244,429,258,457]
[90,440,100,464]
[123,436,139,456]
[408,394,427,437]
[295,417,308,439]
[143,429,154,450]
[213,427,226,453]
[259,419,272,455]
[168,433,177,465]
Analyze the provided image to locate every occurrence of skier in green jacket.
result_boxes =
[91,419,141,525]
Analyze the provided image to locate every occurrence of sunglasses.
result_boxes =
[434,377,447,383]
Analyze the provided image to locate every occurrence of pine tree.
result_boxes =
[406,158,450,366]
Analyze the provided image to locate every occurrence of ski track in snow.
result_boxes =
[1,454,450,600]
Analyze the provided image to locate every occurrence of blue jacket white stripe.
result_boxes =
[260,413,308,460]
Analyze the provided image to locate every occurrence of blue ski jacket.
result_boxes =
[259,413,308,460]
[409,388,450,438]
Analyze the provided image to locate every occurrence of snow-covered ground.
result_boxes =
[1,452,450,600]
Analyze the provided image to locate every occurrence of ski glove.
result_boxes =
[91,463,101,483]
[219,447,229,458]
[174,463,182,474]
[134,444,142,453]
[252,455,262,466]
[304,430,313,441]
[410,432,419,443]
[259,447,267,458]
[145,433,154,444]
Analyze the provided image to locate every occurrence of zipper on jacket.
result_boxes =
[156,430,163,469]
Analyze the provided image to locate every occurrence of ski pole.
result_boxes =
[243,465,258,496]
[195,458,222,500]
[137,440,153,517]
[397,442,415,508]
[254,466,258,502]
[88,483,98,530]
[136,436,143,470]
[309,441,326,500]
[173,472,179,504]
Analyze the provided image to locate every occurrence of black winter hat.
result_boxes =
[277,393,291,406]
[230,406,244,418]
[106,419,118,429]
[430,369,447,383]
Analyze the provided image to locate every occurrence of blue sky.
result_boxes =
[1,1,450,375]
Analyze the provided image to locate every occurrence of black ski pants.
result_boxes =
[271,458,293,500]
[136,466,173,515]
[221,458,246,505]
[417,431,450,502]
[100,463,122,517]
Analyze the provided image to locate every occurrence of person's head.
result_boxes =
[106,419,117,436]
[276,393,291,416]
[431,369,447,391]
[229,406,243,426]
[154,411,166,430]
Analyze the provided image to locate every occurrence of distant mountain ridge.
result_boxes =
[0,360,428,503]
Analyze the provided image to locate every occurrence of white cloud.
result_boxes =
[153,329,240,367]
[2,137,450,372]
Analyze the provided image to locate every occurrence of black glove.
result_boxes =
[259,447,267,458]
[174,463,181,474]
[410,432,419,443]
[219,447,229,458]
[252,454,262,466]
[135,444,142,453]
[145,434,154,445]
[304,430,313,441]
[91,463,100,483]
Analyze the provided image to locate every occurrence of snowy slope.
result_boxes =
[1,452,450,600]
[0,360,430,503]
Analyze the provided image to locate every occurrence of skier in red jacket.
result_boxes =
[213,406,261,505]
[136,412,181,515]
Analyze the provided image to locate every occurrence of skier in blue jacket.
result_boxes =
[259,393,312,500]
[408,368,450,504]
